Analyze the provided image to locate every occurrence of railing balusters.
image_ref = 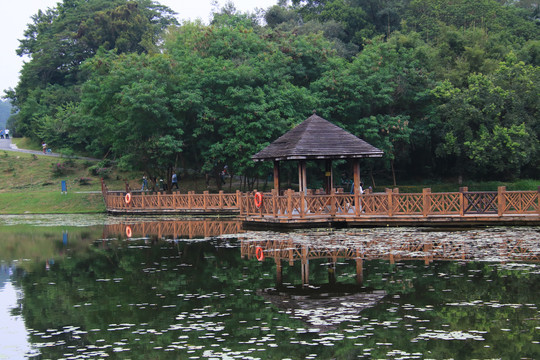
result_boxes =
[102,187,540,221]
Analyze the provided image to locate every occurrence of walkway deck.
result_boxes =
[102,183,540,228]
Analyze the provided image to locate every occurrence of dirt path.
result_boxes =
[0,138,98,161]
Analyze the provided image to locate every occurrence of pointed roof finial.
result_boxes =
[312,110,316,115]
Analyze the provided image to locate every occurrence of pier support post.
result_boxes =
[219,190,224,209]
[423,188,431,217]
[353,159,361,195]
[387,188,393,216]
[236,190,243,215]
[356,257,363,285]
[287,189,293,219]
[498,186,506,216]
[537,186,540,215]
[273,161,280,194]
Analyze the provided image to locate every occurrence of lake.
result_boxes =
[1,215,539,359]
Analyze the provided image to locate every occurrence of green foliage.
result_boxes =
[6,0,540,185]
[431,59,540,179]
[6,0,177,141]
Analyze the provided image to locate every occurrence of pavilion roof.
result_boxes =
[252,113,384,161]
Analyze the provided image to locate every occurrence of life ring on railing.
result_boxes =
[125,225,132,238]
[256,246,264,261]
[125,193,132,204]
[254,192,263,208]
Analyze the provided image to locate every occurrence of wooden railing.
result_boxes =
[238,187,540,218]
[102,182,540,218]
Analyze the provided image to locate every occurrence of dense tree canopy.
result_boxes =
[5,0,540,186]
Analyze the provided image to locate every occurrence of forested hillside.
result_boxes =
[5,0,540,186]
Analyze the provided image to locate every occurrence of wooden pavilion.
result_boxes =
[252,112,383,194]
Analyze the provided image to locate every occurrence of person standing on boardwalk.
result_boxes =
[171,172,179,190]
[42,141,47,154]
[4,129,9,139]
[141,175,148,191]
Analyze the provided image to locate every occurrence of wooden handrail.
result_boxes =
[103,188,540,218]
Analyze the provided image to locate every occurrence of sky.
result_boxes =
[0,0,278,94]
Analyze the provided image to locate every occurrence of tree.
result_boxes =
[7,0,177,142]
[162,19,329,189]
[431,57,540,179]
[72,51,184,185]
[312,36,430,183]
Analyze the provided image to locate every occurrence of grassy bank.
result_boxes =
[0,192,105,214]
[0,149,120,214]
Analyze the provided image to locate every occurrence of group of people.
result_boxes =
[0,129,9,139]
[341,174,369,194]
[141,172,180,191]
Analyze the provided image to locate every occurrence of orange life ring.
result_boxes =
[256,246,264,261]
[125,193,132,204]
[125,225,132,238]
[254,192,263,208]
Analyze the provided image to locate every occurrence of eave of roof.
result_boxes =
[252,114,384,162]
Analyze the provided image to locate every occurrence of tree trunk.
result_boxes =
[370,167,376,189]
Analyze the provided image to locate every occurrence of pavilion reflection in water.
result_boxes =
[240,228,540,286]
[102,220,539,331]
[238,228,539,330]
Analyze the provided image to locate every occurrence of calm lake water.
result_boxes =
[0,215,539,359]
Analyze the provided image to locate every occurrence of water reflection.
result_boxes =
[0,219,538,359]
[0,264,39,358]
[103,219,244,240]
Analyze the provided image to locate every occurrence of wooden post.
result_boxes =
[219,190,224,209]
[273,161,280,194]
[423,188,431,217]
[276,259,282,286]
[356,258,363,285]
[459,187,465,217]
[460,187,468,217]
[287,189,293,219]
[325,160,333,194]
[158,192,162,209]
[330,188,336,216]
[300,190,305,218]
[298,160,307,194]
[387,188,393,216]
[272,189,277,218]
[236,190,242,215]
[537,186,540,215]
[498,186,506,216]
[301,245,309,286]
[353,159,361,195]
[354,188,361,216]
[203,191,208,210]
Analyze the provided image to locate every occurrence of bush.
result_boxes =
[52,162,67,176]
[78,177,92,185]
[87,159,114,179]
[88,164,112,179]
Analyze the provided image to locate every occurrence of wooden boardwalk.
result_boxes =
[102,182,540,228]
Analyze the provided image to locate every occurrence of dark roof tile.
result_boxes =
[252,114,384,161]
